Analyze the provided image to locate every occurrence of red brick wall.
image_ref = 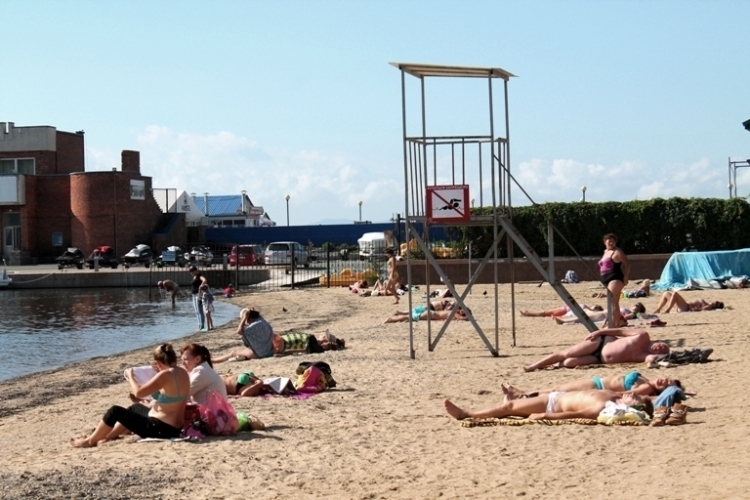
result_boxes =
[55,131,85,174]
[0,151,57,175]
[121,150,140,174]
[32,175,74,258]
[71,171,165,256]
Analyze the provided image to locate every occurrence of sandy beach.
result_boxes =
[0,281,747,500]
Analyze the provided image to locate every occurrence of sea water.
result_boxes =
[0,288,240,381]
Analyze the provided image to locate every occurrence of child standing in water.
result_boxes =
[200,284,215,330]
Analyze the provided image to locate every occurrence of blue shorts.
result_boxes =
[411,305,427,321]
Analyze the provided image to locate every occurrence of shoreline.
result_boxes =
[0,291,242,384]
[0,284,747,499]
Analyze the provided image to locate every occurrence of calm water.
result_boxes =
[0,288,240,381]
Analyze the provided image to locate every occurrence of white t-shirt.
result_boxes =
[189,361,228,405]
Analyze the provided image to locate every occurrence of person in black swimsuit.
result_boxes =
[598,233,630,327]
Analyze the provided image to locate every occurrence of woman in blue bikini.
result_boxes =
[71,343,190,448]
[500,373,681,401]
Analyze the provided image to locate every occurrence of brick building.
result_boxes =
[0,122,173,263]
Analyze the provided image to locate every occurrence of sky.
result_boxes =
[4,0,750,225]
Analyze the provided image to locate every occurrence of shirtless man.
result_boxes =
[445,389,652,421]
[522,328,669,372]
[157,280,180,308]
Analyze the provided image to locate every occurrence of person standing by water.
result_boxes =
[189,266,208,332]
[200,284,215,331]
[599,233,630,327]
[157,280,180,308]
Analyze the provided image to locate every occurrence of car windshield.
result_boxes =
[268,244,289,251]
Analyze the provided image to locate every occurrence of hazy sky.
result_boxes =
[5,1,750,224]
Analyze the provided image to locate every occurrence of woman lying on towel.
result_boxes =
[272,331,345,355]
[521,304,603,317]
[445,389,653,421]
[499,373,681,402]
[224,371,265,398]
[384,302,469,323]
[653,291,724,313]
[554,303,646,326]
[71,343,190,447]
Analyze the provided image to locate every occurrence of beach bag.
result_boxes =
[564,270,579,284]
[198,390,239,436]
[296,361,336,388]
[295,365,328,394]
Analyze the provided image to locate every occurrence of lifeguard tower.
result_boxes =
[390,62,597,359]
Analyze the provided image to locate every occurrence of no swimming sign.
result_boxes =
[426,185,470,224]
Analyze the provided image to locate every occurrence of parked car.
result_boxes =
[264,241,310,267]
[156,246,187,267]
[86,245,119,269]
[122,244,154,268]
[184,245,213,267]
[229,244,265,266]
[55,247,85,270]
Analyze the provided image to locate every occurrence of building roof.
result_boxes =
[194,195,252,217]
[389,62,516,80]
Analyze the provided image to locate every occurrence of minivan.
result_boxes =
[229,245,265,266]
[265,241,310,267]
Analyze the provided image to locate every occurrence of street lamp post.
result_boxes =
[358,200,363,221]
[581,185,587,202]
[471,198,475,208]
[285,195,290,226]
[728,183,734,199]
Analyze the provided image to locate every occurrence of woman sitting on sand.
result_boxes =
[213,308,275,364]
[653,291,724,313]
[499,372,682,402]
[385,302,469,323]
[71,343,190,448]
[180,343,227,405]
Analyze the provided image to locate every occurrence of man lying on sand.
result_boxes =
[445,389,653,421]
[523,328,669,372]
[500,372,681,401]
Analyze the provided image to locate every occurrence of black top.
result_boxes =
[191,273,203,294]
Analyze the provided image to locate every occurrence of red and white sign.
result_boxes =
[425,185,470,223]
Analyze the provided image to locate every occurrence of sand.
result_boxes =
[0,282,746,500]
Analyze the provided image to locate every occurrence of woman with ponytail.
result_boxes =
[180,343,227,405]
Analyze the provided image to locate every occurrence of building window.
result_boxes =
[0,158,35,175]
[130,180,145,200]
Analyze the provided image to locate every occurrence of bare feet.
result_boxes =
[444,399,469,420]
[501,383,525,403]
[70,437,95,448]
[520,310,531,317]
[522,364,536,372]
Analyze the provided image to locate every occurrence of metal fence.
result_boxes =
[139,241,395,293]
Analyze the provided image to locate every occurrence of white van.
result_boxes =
[358,231,396,260]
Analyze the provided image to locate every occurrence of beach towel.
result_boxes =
[459,417,646,428]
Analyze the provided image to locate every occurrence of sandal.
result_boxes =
[665,403,688,426]
[650,406,670,427]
